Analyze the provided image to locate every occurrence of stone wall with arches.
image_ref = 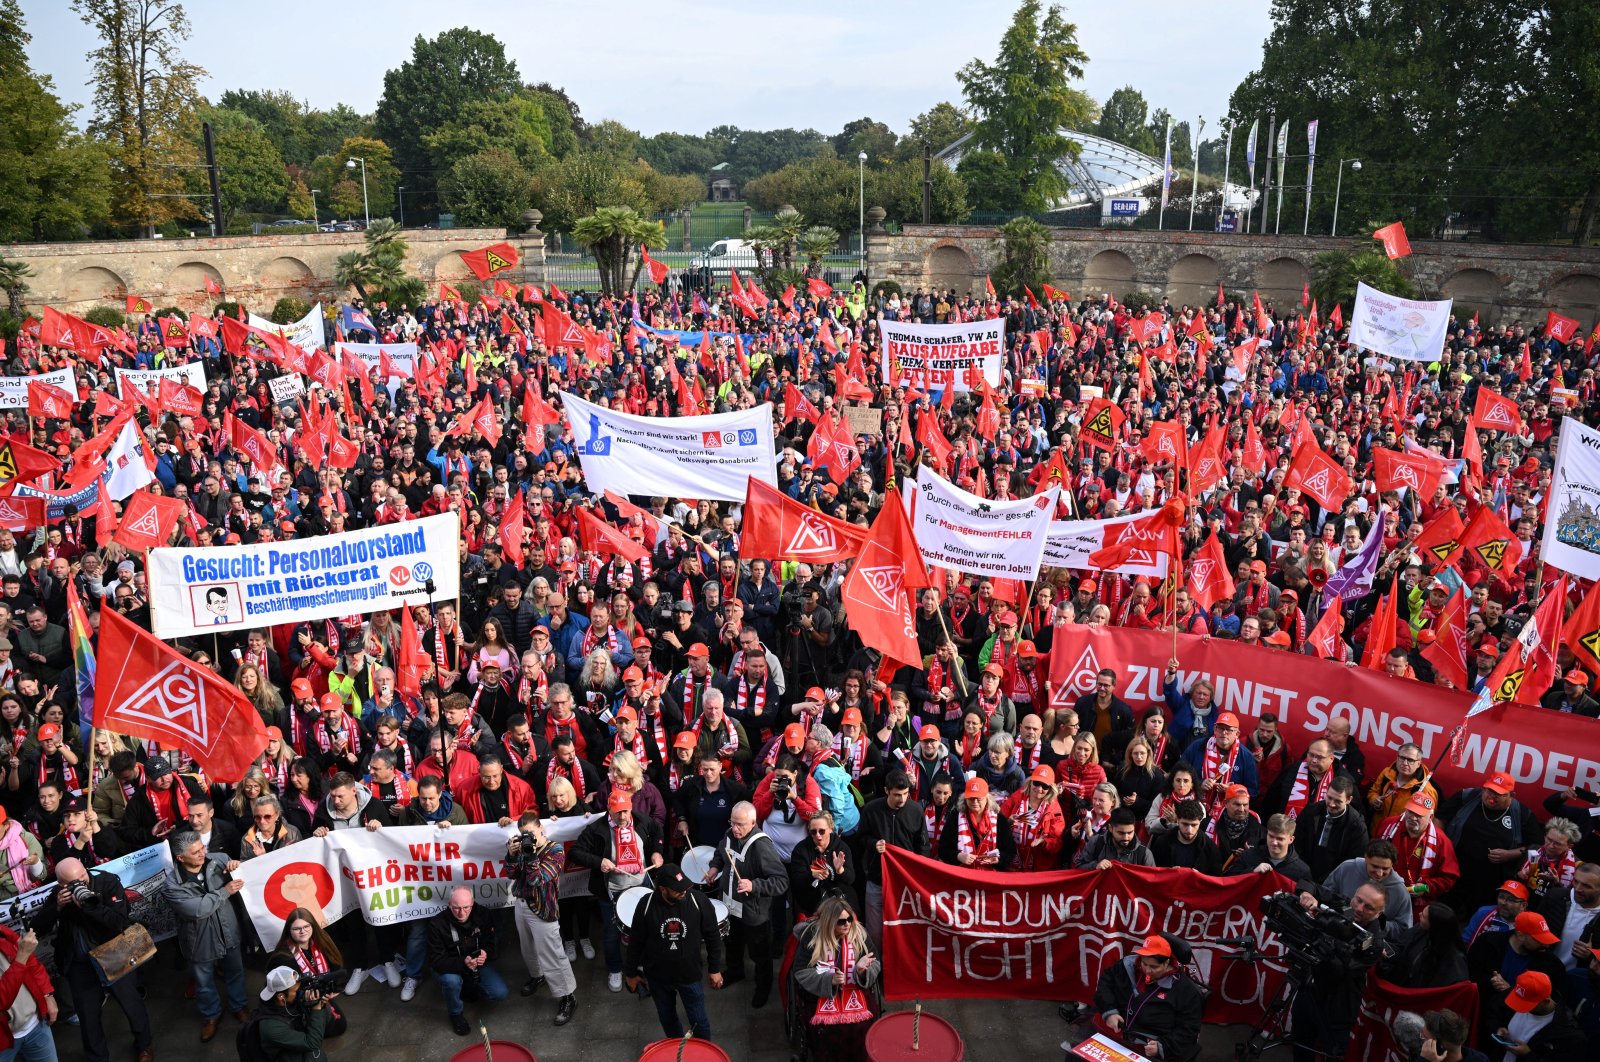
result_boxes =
[867,223,1600,328]
[0,227,542,316]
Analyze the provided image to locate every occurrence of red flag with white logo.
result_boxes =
[1372,447,1446,497]
[1306,602,1345,660]
[783,383,819,425]
[740,476,867,563]
[1421,587,1470,690]
[575,506,649,563]
[1373,222,1411,259]
[94,604,268,780]
[0,491,45,532]
[1545,311,1580,343]
[113,491,186,551]
[841,487,929,664]
[26,380,75,421]
[1285,440,1352,511]
[499,490,527,569]
[1470,387,1522,433]
[1185,530,1234,610]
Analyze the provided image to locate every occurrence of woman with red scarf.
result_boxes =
[1000,765,1068,871]
[268,908,348,1039]
[791,896,880,1062]
[938,777,1015,870]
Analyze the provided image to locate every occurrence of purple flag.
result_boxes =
[1321,519,1384,609]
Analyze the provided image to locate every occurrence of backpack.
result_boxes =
[236,1010,271,1062]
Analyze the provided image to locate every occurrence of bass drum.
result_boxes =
[614,886,653,947]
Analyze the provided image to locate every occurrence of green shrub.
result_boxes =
[871,280,903,299]
[456,281,481,304]
[271,297,311,325]
[764,267,807,299]
[152,306,187,320]
[83,305,127,328]
[1120,290,1160,314]
[371,278,425,309]
[213,301,243,319]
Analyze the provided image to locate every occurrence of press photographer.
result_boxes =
[426,885,507,1035]
[1277,886,1390,1061]
[250,967,335,1061]
[506,813,577,1025]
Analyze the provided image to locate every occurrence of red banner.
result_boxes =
[1047,624,1600,806]
[1349,977,1479,1062]
[881,847,1290,1023]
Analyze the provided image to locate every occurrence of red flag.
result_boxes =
[807,277,832,300]
[780,284,796,311]
[396,604,429,699]
[157,377,205,418]
[94,604,269,779]
[984,276,995,299]
[1185,530,1235,610]
[1328,303,1344,331]
[125,295,153,314]
[548,282,568,303]
[1456,506,1522,582]
[1032,449,1072,496]
[188,316,217,342]
[1128,313,1164,345]
[1561,580,1600,675]
[113,491,185,551]
[1187,427,1227,494]
[1479,577,1567,707]
[974,390,1001,442]
[841,486,929,663]
[1043,283,1068,302]
[1371,447,1446,497]
[158,316,188,347]
[439,281,462,302]
[1023,286,1040,311]
[1216,282,1226,309]
[1301,281,1311,307]
[1585,322,1600,357]
[1517,342,1533,383]
[575,506,649,563]
[0,437,60,485]
[499,490,527,570]
[602,490,663,530]
[0,492,45,532]
[522,284,542,303]
[40,307,118,354]
[1140,420,1188,470]
[204,275,222,295]
[1421,588,1470,690]
[1240,418,1265,470]
[26,380,74,420]
[94,480,117,546]
[641,248,669,285]
[1089,497,1186,571]
[1079,397,1125,452]
[740,476,868,563]
[916,411,953,470]
[1362,590,1400,670]
[783,383,820,424]
[540,306,586,350]
[1413,508,1466,567]
[1285,440,1352,511]
[230,416,278,476]
[459,241,520,281]
[1470,387,1522,433]
[1544,311,1580,343]
[1306,603,1345,660]
[1373,222,1411,259]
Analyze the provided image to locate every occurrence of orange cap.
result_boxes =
[962,777,989,800]
[607,791,633,813]
[841,707,863,727]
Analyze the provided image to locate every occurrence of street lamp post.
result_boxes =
[345,157,369,228]
[397,186,405,227]
[310,189,320,229]
[1331,159,1362,237]
[857,151,867,268]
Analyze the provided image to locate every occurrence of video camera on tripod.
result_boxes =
[1254,891,1382,968]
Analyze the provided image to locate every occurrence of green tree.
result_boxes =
[217,89,309,165]
[189,106,289,232]
[374,28,520,191]
[638,131,722,176]
[1310,247,1417,311]
[798,226,841,278]
[0,0,110,241]
[0,257,31,316]
[721,127,828,184]
[307,136,398,221]
[956,0,1095,211]
[526,83,582,157]
[990,216,1052,297]
[635,163,703,214]
[300,104,371,161]
[901,102,973,159]
[1147,109,1193,170]
[73,0,207,236]
[439,148,536,228]
[747,206,807,280]
[571,206,664,296]
[586,119,642,160]
[832,118,897,165]
[743,157,858,233]
[422,92,554,172]
[866,158,968,225]
[533,150,650,233]
[286,178,314,220]
[1097,87,1156,155]
[955,150,1017,213]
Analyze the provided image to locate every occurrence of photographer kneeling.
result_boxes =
[427,885,507,1035]
[1092,934,1204,1060]
[506,812,577,1026]
[254,967,334,1062]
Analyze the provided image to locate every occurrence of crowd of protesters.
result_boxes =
[0,269,1595,1060]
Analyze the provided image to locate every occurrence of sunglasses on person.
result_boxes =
[836,915,853,925]
[808,827,830,835]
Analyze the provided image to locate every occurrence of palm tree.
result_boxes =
[798,226,841,278]
[334,220,416,303]
[572,206,665,296]
[0,259,32,317]
[333,251,377,302]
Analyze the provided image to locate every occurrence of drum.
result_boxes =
[865,1008,964,1062]
[614,886,652,947]
[450,1043,537,1062]
[709,898,730,938]
[637,1039,730,1062]
[680,845,718,889]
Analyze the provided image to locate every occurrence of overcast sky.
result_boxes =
[18,1,1272,142]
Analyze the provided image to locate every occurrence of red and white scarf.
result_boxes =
[972,692,1001,726]
[607,731,648,770]
[500,735,532,772]
[544,713,587,759]
[612,821,643,874]
[734,679,768,724]
[433,623,459,674]
[547,756,587,800]
[834,735,867,779]
[1009,666,1045,709]
[924,658,954,718]
[1282,764,1332,820]
[680,670,713,724]
[693,715,740,758]
[925,802,946,848]
[148,781,191,835]
[1380,818,1443,875]
[811,933,873,1026]
[39,753,82,795]
[956,805,999,864]
[1011,798,1047,870]
[517,670,550,710]
[958,731,984,768]
[312,717,351,755]
[581,624,619,659]
[291,946,330,976]
[1017,742,1042,774]
[1200,737,1241,808]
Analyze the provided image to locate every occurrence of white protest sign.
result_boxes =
[1541,417,1600,582]
[879,317,1004,393]
[268,375,306,403]
[1043,511,1170,577]
[1348,281,1452,363]
[236,818,597,944]
[145,512,460,639]
[560,389,776,503]
[907,466,1057,580]
[249,302,325,353]
[115,362,207,403]
[0,368,76,410]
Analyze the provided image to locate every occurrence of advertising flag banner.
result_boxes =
[236,819,596,944]
[1046,623,1599,805]
[1042,511,1172,578]
[115,363,208,402]
[1541,416,1600,582]
[878,318,1005,393]
[248,303,325,353]
[0,368,76,410]
[907,467,1057,580]
[145,512,461,639]
[559,389,776,503]
[1348,282,1452,363]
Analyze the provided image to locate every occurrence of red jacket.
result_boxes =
[0,925,52,1050]
[458,773,538,824]
[752,772,820,822]
[999,789,1068,871]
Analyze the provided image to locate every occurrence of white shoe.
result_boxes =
[383,961,401,986]
[368,964,389,986]
[607,972,622,993]
[344,969,367,995]
[580,939,595,960]
[401,977,418,1002]
[564,940,577,962]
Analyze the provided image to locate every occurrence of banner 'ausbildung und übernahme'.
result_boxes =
[145,512,460,639]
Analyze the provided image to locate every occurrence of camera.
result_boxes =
[1257,892,1377,968]
[68,881,97,907]
[770,775,793,803]
[505,831,545,866]
[779,589,804,631]
[298,969,345,996]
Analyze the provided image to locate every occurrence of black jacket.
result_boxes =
[858,796,930,885]
[938,805,1016,870]
[1072,693,1134,744]
[1488,1003,1587,1060]
[116,776,205,851]
[426,905,498,978]
[1294,804,1369,883]
[1149,830,1224,875]
[567,814,664,898]
[707,828,788,927]
[1093,955,1205,1062]
[623,887,724,985]
[788,835,858,918]
[1225,844,1315,893]
[30,870,134,962]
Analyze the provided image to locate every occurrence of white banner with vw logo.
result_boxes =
[559,389,777,502]
[144,513,461,639]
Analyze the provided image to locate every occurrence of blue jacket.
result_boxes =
[812,760,860,836]
[1180,734,1260,798]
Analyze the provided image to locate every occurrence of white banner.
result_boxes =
[145,512,461,639]
[249,303,325,353]
[1348,281,1452,363]
[1043,511,1171,577]
[236,818,597,943]
[0,842,175,939]
[339,341,417,379]
[268,375,306,403]
[907,467,1057,579]
[115,362,208,402]
[0,368,75,410]
[561,389,776,503]
[1542,417,1600,582]
[878,318,1004,393]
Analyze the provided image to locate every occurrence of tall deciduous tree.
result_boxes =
[307,136,398,221]
[375,28,520,190]
[1147,109,1193,170]
[439,149,536,229]
[956,0,1095,211]
[73,0,206,236]
[901,102,973,159]
[188,106,289,232]
[1097,87,1156,156]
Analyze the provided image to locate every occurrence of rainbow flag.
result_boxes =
[66,581,96,748]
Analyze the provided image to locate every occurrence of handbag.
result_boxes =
[89,923,155,986]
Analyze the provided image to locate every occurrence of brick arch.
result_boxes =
[429,250,479,282]
[64,265,126,304]
[1443,267,1502,325]
[1166,253,1220,310]
[260,256,313,286]
[1255,256,1308,309]
[1549,272,1600,329]
[925,244,976,295]
[168,261,226,303]
[1083,249,1136,295]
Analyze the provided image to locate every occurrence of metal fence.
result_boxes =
[543,250,866,295]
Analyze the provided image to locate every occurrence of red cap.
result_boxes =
[1133,934,1173,958]
[632,636,652,649]
[1514,911,1558,945]
[919,724,940,741]
[805,686,827,703]
[997,610,1018,626]
[672,731,698,751]
[266,726,284,742]
[962,777,989,800]
[982,662,1006,678]
[1215,712,1241,730]
[319,692,343,713]
[614,705,637,725]
[783,723,807,748]
[1029,765,1056,786]
[1017,640,1039,658]
[1497,880,1530,900]
[841,707,863,727]
[291,678,314,701]
[1224,784,1251,802]
[1483,771,1515,794]
[1565,668,1589,687]
[607,791,633,813]
[1249,559,1268,573]
[622,666,643,683]
[1404,793,1436,816]
[1505,970,1552,1012]
[37,723,60,741]
[686,643,710,658]
[1079,579,1098,593]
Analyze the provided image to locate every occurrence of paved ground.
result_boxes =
[47,931,1256,1061]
